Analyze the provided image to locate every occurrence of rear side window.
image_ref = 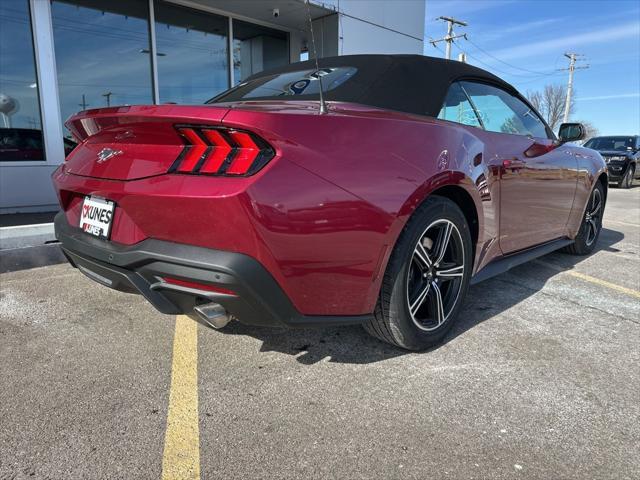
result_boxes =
[437,83,481,128]
[460,81,549,139]
[208,67,357,103]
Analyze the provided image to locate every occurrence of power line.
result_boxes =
[429,16,468,60]
[508,72,565,85]
[452,40,519,75]
[463,37,557,76]
[428,40,447,57]
[427,16,563,79]
[452,39,548,79]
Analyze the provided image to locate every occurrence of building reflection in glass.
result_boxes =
[52,0,153,141]
[0,0,45,162]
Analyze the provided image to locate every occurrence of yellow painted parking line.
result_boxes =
[565,271,640,299]
[162,315,200,480]
[534,260,640,299]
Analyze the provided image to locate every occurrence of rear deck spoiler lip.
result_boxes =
[65,104,231,143]
[70,103,229,118]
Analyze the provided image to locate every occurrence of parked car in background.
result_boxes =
[584,135,639,188]
[0,128,76,161]
[52,55,607,350]
[0,128,46,161]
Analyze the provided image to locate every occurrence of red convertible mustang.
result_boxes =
[53,55,607,350]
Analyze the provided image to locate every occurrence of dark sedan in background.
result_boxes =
[584,135,639,188]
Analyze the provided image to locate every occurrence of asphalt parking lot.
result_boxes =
[1,186,639,480]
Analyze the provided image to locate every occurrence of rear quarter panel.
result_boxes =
[223,104,494,314]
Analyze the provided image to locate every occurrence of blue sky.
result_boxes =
[424,0,640,135]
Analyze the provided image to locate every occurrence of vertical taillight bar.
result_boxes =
[176,128,208,173]
[226,132,259,175]
[200,129,232,174]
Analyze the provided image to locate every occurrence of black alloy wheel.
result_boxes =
[365,196,472,350]
[406,219,465,331]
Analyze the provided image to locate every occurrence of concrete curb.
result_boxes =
[0,222,55,249]
[0,223,64,273]
[0,243,66,274]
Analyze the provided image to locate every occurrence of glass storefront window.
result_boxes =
[232,20,289,85]
[154,1,229,104]
[51,0,153,139]
[0,0,45,162]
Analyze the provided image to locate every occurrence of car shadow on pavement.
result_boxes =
[212,228,625,365]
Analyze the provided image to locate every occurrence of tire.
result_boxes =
[617,165,634,188]
[364,196,472,350]
[564,181,604,255]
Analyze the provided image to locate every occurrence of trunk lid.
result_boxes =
[64,105,229,180]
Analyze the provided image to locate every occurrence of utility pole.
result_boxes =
[78,94,89,110]
[560,53,589,123]
[102,91,113,107]
[429,16,467,60]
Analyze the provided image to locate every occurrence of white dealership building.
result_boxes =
[0,0,425,213]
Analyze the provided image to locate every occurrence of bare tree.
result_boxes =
[527,90,543,115]
[526,84,574,132]
[575,120,599,144]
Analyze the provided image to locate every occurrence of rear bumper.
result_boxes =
[54,213,370,328]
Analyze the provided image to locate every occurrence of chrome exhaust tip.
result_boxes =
[192,303,230,329]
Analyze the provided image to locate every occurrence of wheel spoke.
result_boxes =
[413,240,433,270]
[406,218,465,331]
[588,218,598,241]
[436,264,464,278]
[590,192,601,216]
[431,282,445,326]
[432,223,453,266]
[410,282,431,317]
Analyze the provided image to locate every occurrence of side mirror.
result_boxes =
[557,123,585,144]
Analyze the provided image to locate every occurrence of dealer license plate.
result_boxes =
[80,196,115,239]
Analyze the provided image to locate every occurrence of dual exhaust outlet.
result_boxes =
[192,302,231,329]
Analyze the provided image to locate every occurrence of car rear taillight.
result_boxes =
[170,126,274,176]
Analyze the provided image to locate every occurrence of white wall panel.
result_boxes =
[340,15,423,55]
[320,0,425,40]
[0,165,59,213]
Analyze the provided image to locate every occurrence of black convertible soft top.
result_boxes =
[210,54,516,118]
